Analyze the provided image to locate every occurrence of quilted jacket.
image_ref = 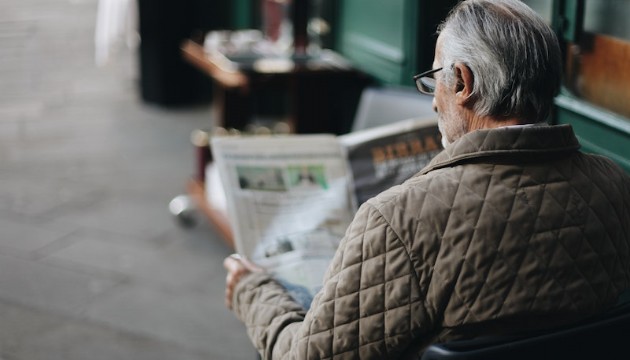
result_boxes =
[232,124,630,359]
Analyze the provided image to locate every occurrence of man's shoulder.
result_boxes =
[577,152,629,179]
[572,152,630,201]
[366,166,463,213]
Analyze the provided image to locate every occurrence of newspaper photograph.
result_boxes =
[211,135,355,304]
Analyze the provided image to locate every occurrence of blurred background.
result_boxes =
[0,0,253,359]
[0,0,628,359]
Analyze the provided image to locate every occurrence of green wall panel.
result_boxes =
[231,0,258,29]
[334,0,456,86]
[554,94,630,173]
[337,0,416,85]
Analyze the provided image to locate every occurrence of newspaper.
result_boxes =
[340,117,443,208]
[212,135,354,305]
[211,118,441,307]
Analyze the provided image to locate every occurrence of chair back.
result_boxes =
[420,304,630,360]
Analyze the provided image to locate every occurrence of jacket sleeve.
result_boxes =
[232,202,432,359]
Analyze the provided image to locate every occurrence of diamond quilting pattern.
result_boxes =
[233,126,629,360]
[316,203,424,354]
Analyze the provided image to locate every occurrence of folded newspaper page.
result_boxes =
[211,135,355,306]
[339,117,442,207]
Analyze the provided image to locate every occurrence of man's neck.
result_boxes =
[468,113,522,131]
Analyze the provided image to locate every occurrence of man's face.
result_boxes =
[433,36,468,147]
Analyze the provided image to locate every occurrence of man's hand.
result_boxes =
[223,254,263,310]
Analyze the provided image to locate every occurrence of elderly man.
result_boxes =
[223,0,630,358]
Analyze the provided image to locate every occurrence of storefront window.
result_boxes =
[562,0,630,119]
[584,0,630,40]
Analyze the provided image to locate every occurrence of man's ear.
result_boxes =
[453,62,474,106]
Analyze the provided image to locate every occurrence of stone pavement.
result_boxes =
[0,0,255,358]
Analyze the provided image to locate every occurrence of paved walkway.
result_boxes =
[0,0,254,358]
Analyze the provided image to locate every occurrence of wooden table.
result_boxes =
[181,38,369,134]
[186,178,234,249]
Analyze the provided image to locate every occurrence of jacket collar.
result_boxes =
[420,124,581,175]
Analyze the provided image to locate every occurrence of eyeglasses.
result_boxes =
[413,67,443,95]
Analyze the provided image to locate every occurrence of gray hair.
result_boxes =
[438,0,562,123]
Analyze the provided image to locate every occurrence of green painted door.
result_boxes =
[335,0,455,86]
